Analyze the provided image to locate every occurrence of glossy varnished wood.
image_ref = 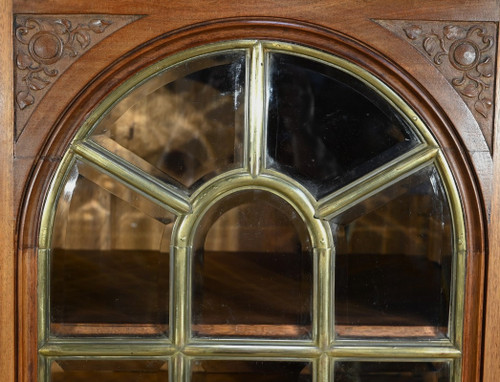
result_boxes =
[0,1,15,382]
[5,1,497,381]
[482,21,500,381]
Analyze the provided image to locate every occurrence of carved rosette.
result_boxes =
[14,15,140,140]
[376,20,497,150]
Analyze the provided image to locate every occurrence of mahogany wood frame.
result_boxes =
[0,1,498,381]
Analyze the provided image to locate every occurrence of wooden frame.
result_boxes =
[0,1,498,381]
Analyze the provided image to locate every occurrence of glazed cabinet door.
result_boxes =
[1,1,498,382]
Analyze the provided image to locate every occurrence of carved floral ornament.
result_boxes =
[403,24,494,119]
[15,18,112,110]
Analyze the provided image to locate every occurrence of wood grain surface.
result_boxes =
[0,1,15,382]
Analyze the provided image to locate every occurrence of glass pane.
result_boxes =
[331,166,453,339]
[51,360,168,382]
[192,190,313,339]
[267,53,419,199]
[192,360,312,382]
[91,52,246,192]
[334,361,450,381]
[50,162,174,337]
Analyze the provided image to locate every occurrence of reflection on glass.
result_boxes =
[267,53,419,199]
[91,52,246,191]
[51,360,168,382]
[50,162,173,337]
[331,166,453,338]
[192,360,312,382]
[334,361,450,381]
[192,190,313,339]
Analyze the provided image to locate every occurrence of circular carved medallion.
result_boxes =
[449,40,479,70]
[28,32,64,65]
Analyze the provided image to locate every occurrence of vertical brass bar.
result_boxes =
[172,246,189,348]
[248,43,265,176]
[38,249,49,346]
[317,354,329,382]
[317,248,331,349]
[173,353,185,382]
[38,355,49,382]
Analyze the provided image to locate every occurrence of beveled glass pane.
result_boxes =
[331,166,453,337]
[50,162,173,337]
[192,190,313,339]
[331,166,452,339]
[91,52,246,192]
[192,360,312,382]
[51,359,168,382]
[267,53,419,199]
[334,361,450,381]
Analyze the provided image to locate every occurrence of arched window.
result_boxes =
[40,41,464,381]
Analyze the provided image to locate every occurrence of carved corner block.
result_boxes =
[376,20,497,151]
[14,14,141,140]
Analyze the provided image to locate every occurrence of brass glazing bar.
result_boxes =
[328,345,461,359]
[38,249,49,346]
[39,343,176,356]
[436,152,467,351]
[317,248,331,350]
[172,246,188,347]
[317,146,439,219]
[173,353,185,382]
[247,43,265,176]
[318,354,329,382]
[183,344,321,357]
[72,140,191,215]
[39,355,49,382]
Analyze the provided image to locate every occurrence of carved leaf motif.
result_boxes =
[462,83,479,98]
[88,19,111,33]
[443,25,467,40]
[475,99,492,118]
[16,52,34,70]
[16,91,35,110]
[404,25,422,40]
[74,30,90,48]
[478,57,493,77]
[28,74,51,90]
[58,19,72,30]
[423,36,439,56]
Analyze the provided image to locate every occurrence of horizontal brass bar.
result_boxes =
[72,140,191,215]
[39,342,176,357]
[183,343,322,358]
[328,345,461,359]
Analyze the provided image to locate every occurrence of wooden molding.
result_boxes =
[376,20,497,152]
[0,1,15,382]
[14,14,141,140]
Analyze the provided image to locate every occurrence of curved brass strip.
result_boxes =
[435,151,467,352]
[260,41,434,147]
[175,169,332,250]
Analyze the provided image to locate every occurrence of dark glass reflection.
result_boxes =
[332,166,453,338]
[92,52,246,192]
[192,190,313,339]
[267,53,419,199]
[51,360,168,382]
[50,163,172,337]
[334,361,449,381]
[192,360,312,382]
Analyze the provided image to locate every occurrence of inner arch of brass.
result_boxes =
[174,170,332,250]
